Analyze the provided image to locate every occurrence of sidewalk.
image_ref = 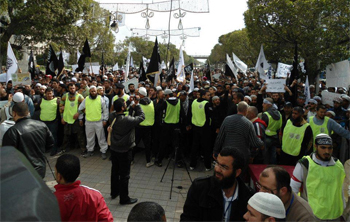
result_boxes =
[45,149,212,222]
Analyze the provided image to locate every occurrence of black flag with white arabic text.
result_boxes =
[46,45,58,76]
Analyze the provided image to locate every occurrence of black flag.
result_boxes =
[28,50,35,79]
[57,50,64,75]
[289,41,299,85]
[166,57,175,82]
[146,38,161,84]
[225,63,234,78]
[46,45,58,76]
[139,61,146,82]
[76,55,85,72]
[83,38,91,57]
[184,63,193,75]
[100,52,106,74]
[205,61,211,81]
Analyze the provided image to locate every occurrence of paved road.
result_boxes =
[45,148,212,222]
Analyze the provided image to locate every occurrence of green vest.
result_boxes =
[63,94,81,124]
[140,101,155,126]
[309,116,329,150]
[164,100,180,124]
[113,94,129,102]
[40,98,57,121]
[282,120,309,156]
[85,95,102,121]
[305,156,345,220]
[191,99,208,127]
[264,111,282,136]
[113,94,129,116]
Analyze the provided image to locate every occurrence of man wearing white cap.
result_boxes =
[243,192,285,222]
[305,99,318,120]
[291,133,346,221]
[133,87,155,167]
[97,86,110,110]
[78,85,109,160]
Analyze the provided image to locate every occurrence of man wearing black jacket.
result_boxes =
[3,102,54,178]
[108,98,145,205]
[180,147,253,221]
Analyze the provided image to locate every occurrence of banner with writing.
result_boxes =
[11,73,31,86]
[326,60,350,88]
[276,62,292,78]
[266,79,286,93]
[321,91,342,106]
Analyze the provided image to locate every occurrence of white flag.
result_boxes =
[125,43,131,78]
[255,45,270,80]
[189,70,194,94]
[232,52,247,73]
[304,75,311,104]
[176,45,185,82]
[6,42,18,82]
[142,56,148,72]
[226,54,238,79]
[77,50,81,63]
[161,60,166,70]
[113,62,119,71]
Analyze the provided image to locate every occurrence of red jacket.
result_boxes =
[54,180,113,222]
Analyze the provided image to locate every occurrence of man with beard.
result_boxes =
[60,83,86,155]
[291,134,346,221]
[308,105,350,149]
[280,107,313,165]
[110,83,130,113]
[128,83,136,97]
[258,166,315,221]
[78,86,109,159]
[181,148,252,221]
[39,87,60,155]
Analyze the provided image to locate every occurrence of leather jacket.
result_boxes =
[3,117,54,178]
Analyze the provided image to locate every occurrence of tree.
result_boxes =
[244,0,350,81]
[114,37,197,69]
[0,0,117,68]
[0,0,91,64]
[208,29,258,68]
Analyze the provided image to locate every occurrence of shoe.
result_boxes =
[55,150,65,156]
[205,167,213,172]
[111,194,119,200]
[101,153,107,160]
[155,161,162,167]
[83,151,93,158]
[80,151,87,157]
[146,162,154,168]
[189,167,195,171]
[120,198,138,205]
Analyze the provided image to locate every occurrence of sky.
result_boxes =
[99,0,248,57]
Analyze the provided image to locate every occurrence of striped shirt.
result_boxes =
[213,114,264,158]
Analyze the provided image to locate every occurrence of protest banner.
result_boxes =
[123,78,139,93]
[266,79,286,93]
[11,73,31,86]
[326,60,350,88]
[276,62,292,78]
[321,91,342,106]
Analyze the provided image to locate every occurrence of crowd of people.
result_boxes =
[1,66,350,221]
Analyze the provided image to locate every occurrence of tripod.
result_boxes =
[160,128,192,199]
